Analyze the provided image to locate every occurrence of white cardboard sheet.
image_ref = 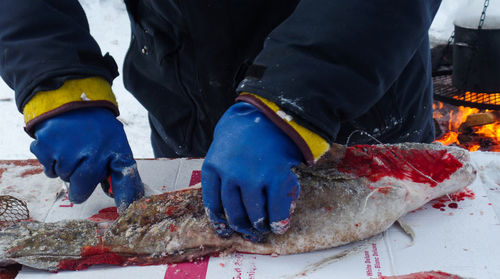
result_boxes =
[1,153,499,278]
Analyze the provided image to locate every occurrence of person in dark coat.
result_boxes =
[0,0,442,240]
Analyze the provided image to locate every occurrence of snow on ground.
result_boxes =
[0,0,495,159]
[0,0,153,159]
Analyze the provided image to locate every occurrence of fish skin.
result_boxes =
[0,143,477,271]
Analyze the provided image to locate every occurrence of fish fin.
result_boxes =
[285,235,382,278]
[396,219,415,246]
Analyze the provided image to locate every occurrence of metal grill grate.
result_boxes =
[433,73,500,110]
[0,195,30,228]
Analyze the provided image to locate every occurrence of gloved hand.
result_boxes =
[202,102,303,242]
[30,107,144,212]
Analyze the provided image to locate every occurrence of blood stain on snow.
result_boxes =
[337,145,462,187]
[87,207,119,222]
[431,187,475,211]
[448,203,458,209]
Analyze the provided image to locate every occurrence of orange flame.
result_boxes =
[433,101,499,152]
[435,131,458,146]
[475,122,500,142]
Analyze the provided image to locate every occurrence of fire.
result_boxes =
[433,101,499,152]
[435,131,458,146]
[476,122,500,142]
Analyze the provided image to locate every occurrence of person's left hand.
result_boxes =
[201,102,303,242]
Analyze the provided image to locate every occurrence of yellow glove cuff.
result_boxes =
[239,92,330,162]
[23,77,118,125]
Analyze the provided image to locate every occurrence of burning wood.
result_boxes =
[458,112,497,133]
[433,101,500,152]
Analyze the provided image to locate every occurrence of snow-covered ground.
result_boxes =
[0,0,152,159]
[0,0,496,159]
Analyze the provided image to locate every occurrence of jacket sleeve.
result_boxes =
[236,0,442,143]
[0,0,118,112]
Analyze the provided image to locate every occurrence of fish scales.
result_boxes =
[0,143,477,271]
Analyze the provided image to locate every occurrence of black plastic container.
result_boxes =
[452,22,500,92]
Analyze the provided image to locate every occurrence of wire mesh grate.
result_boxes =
[0,195,30,228]
[433,74,500,110]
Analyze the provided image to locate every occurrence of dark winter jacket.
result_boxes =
[0,0,441,158]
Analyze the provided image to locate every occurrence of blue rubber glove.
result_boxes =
[202,102,303,242]
[30,107,144,212]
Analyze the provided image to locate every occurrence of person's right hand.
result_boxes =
[30,107,144,212]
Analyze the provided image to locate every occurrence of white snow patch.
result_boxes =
[80,92,91,101]
[276,110,293,122]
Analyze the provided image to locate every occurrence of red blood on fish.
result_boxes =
[58,245,125,271]
[337,145,463,187]
[168,224,178,232]
[0,264,21,279]
[87,207,119,222]
[58,253,125,271]
[381,270,464,278]
[81,245,111,257]
[377,186,392,194]
[166,206,178,216]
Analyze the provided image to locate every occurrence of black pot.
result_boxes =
[452,23,500,92]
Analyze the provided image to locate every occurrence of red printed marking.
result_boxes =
[87,207,119,222]
[381,270,464,278]
[0,168,6,181]
[189,170,201,186]
[19,167,44,178]
[164,256,209,279]
[337,145,463,187]
[0,160,40,167]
